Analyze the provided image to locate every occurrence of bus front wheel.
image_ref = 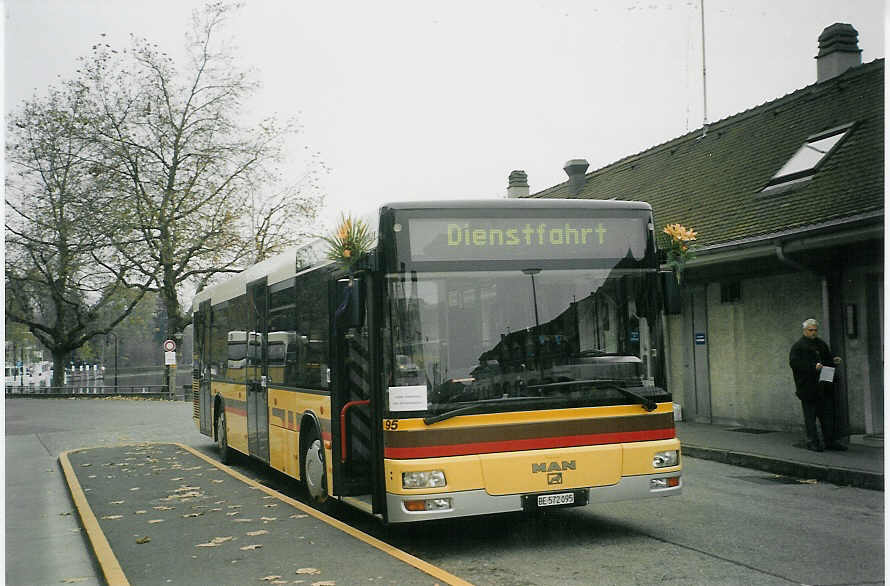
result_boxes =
[303,430,329,507]
[216,407,232,464]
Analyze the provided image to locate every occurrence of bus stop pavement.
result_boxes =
[676,421,884,491]
[60,442,469,586]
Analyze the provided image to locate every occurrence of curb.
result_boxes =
[682,445,884,491]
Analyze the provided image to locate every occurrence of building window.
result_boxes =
[720,281,741,304]
[761,124,853,192]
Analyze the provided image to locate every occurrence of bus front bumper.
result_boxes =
[385,472,682,523]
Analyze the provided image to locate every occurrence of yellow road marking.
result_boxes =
[59,449,131,586]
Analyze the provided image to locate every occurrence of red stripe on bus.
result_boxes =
[226,407,247,417]
[382,428,676,459]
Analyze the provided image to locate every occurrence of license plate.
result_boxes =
[537,492,574,507]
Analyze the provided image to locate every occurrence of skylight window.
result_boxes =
[762,124,853,192]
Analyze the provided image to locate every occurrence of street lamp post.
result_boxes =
[106,332,119,391]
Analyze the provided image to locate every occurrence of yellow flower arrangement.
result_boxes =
[322,213,375,270]
[663,223,698,283]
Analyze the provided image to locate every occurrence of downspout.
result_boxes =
[775,242,830,339]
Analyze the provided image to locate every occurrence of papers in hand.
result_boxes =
[819,366,835,383]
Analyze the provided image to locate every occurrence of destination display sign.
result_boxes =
[407,217,647,262]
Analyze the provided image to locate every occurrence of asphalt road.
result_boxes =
[6,398,884,585]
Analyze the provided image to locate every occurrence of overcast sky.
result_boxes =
[4,0,885,231]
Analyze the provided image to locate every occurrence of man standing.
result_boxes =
[789,319,845,451]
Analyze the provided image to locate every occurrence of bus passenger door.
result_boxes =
[331,276,376,498]
[247,279,270,463]
[197,301,213,436]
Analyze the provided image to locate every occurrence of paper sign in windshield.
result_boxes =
[388,385,428,411]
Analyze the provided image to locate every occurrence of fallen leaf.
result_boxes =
[260,517,277,522]
[148,519,164,524]
[227,512,240,517]
[261,577,282,582]
[61,577,88,583]
[212,479,224,483]
[296,568,321,575]
[80,463,92,467]
[109,500,125,505]
[183,512,204,518]
[240,544,263,550]
[101,515,123,520]
[135,510,147,515]
[136,536,151,544]
[264,504,278,508]
[233,518,253,523]
[196,536,234,548]
[246,530,269,536]
[129,487,140,492]
[228,505,242,509]
[59,512,72,516]
[153,506,175,511]
[312,582,336,586]
[290,514,308,519]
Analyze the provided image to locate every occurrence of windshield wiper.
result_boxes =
[527,379,657,412]
[424,396,546,425]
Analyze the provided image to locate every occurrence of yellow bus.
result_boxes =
[192,200,682,523]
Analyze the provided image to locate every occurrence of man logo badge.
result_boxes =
[533,460,575,485]
[532,460,576,474]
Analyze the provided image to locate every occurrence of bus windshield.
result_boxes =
[384,266,668,418]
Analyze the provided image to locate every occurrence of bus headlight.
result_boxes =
[653,450,679,468]
[402,470,446,489]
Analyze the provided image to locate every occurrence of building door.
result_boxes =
[866,275,883,435]
[688,286,712,422]
[247,279,270,463]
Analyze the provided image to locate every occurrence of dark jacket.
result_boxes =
[789,335,834,401]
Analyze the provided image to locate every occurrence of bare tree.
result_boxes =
[5,84,149,387]
[80,1,323,341]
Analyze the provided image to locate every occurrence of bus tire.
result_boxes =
[302,427,330,508]
[216,406,232,464]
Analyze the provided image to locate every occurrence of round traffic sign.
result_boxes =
[163,339,176,352]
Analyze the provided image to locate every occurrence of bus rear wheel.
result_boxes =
[303,430,329,507]
[216,408,232,464]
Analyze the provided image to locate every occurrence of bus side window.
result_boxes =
[269,279,298,386]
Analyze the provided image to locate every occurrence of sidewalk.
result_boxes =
[60,442,469,586]
[676,421,884,491]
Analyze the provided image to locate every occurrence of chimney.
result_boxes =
[563,159,589,196]
[816,23,861,83]
[507,170,529,198]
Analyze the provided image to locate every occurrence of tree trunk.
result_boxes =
[51,350,71,389]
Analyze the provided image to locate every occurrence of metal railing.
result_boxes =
[4,385,185,400]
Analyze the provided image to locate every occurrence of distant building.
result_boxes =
[519,23,883,437]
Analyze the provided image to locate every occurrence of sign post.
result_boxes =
[164,340,176,398]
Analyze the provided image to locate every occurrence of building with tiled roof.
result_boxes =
[516,23,883,439]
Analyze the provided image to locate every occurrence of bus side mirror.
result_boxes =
[336,278,365,329]
[661,271,682,315]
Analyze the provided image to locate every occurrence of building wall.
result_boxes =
[667,264,881,434]
[706,272,823,430]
